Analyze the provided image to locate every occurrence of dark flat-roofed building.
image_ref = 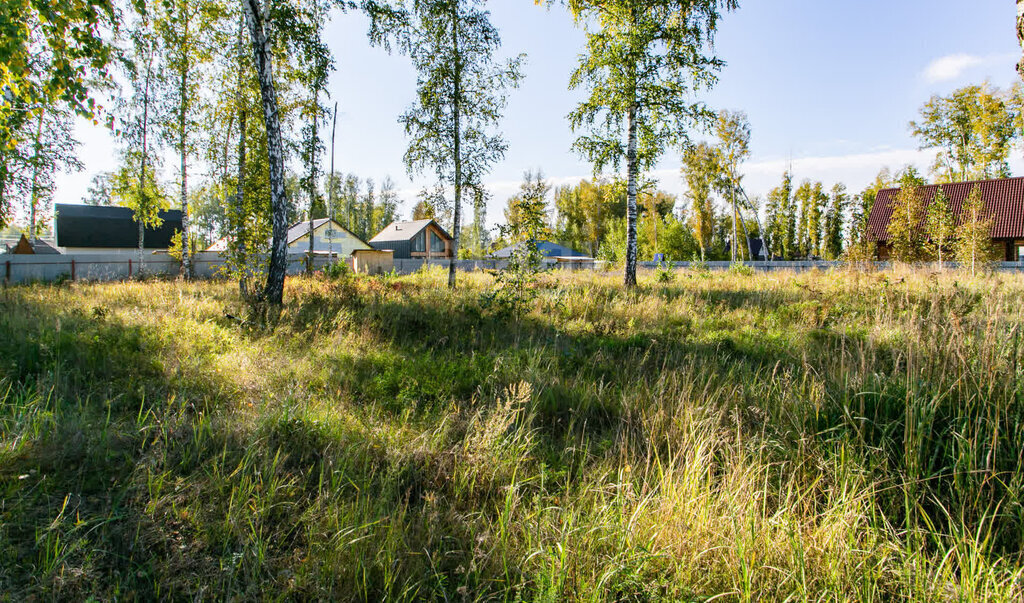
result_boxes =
[55,203,183,253]
[866,176,1024,261]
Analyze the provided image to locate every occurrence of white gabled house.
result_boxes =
[207,218,372,257]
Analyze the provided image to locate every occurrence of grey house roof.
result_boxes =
[490,239,590,259]
[55,203,183,249]
[287,218,369,246]
[368,219,453,258]
[369,219,452,243]
[4,236,61,255]
[287,218,333,244]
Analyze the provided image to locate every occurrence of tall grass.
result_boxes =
[0,266,1023,600]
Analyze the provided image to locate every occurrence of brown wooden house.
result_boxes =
[866,176,1024,260]
[368,219,454,259]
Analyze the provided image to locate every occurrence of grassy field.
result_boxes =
[1,266,1024,600]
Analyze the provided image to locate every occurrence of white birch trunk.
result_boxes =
[307,91,318,274]
[179,7,192,279]
[243,0,289,304]
[328,103,337,263]
[138,45,154,274]
[236,109,248,297]
[28,109,43,240]
[448,0,461,289]
[624,102,639,288]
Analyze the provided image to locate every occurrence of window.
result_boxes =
[1017,245,1024,262]
[430,231,446,253]
[411,231,425,252]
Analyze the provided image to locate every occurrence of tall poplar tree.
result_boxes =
[823,183,846,260]
[713,109,750,261]
[765,171,795,259]
[370,0,523,288]
[680,141,717,260]
[563,0,737,287]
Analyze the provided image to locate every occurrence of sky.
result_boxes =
[54,0,1024,227]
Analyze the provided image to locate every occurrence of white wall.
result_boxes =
[288,223,370,256]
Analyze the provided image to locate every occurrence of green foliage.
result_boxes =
[714,110,751,260]
[503,170,552,244]
[565,0,737,286]
[909,83,1023,182]
[553,178,622,257]
[0,0,119,149]
[925,186,955,264]
[953,185,998,275]
[795,179,827,258]
[369,0,524,287]
[681,142,719,260]
[319,259,351,280]
[110,153,169,231]
[851,167,893,246]
[655,258,675,282]
[487,171,551,316]
[823,183,847,259]
[765,171,796,259]
[886,168,929,263]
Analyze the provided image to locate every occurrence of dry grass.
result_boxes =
[1,265,1023,600]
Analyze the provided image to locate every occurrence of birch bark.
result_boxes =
[242,0,289,304]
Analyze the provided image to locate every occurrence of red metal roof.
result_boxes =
[866,176,1024,242]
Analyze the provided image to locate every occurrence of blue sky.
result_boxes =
[56,0,1023,225]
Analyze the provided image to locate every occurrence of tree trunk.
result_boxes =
[730,187,739,263]
[739,187,769,260]
[307,91,318,275]
[138,46,153,274]
[180,8,192,279]
[236,109,248,298]
[448,0,461,289]
[0,156,8,230]
[28,109,44,240]
[328,102,337,262]
[624,101,639,288]
[734,184,752,261]
[243,0,289,305]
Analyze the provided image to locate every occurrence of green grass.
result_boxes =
[1,266,1024,600]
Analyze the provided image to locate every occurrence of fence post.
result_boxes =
[4,260,9,283]
[71,259,76,281]
[129,258,133,278]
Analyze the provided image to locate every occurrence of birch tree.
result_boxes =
[563,0,737,287]
[954,185,996,275]
[117,6,165,270]
[24,107,82,238]
[713,109,750,261]
[925,186,954,267]
[370,0,523,288]
[680,141,716,260]
[156,0,221,278]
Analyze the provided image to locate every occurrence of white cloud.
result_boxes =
[922,53,1016,84]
